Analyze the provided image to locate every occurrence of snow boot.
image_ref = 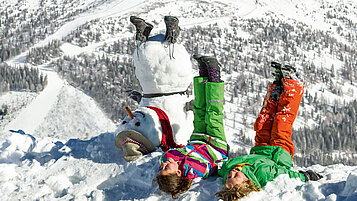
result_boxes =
[164,16,180,43]
[193,54,208,77]
[201,56,221,83]
[130,16,153,42]
[271,61,284,85]
[271,61,300,81]
[270,61,299,102]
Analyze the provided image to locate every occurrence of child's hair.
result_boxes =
[215,179,261,201]
[153,173,192,199]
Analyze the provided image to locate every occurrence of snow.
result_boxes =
[0,129,357,200]
[0,91,38,130]
[60,43,84,57]
[3,67,64,134]
[1,63,115,140]
[1,0,357,200]
[341,171,357,197]
[34,82,116,140]
[7,0,148,66]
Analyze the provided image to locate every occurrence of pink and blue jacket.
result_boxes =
[160,133,229,179]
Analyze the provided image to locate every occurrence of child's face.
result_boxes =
[159,158,181,176]
[225,167,248,188]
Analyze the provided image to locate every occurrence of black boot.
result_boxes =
[130,16,153,42]
[193,54,208,77]
[271,61,300,81]
[201,56,221,83]
[270,61,300,102]
[164,16,180,43]
[271,61,284,85]
[270,62,284,102]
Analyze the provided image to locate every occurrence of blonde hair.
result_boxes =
[216,179,261,201]
[153,173,192,199]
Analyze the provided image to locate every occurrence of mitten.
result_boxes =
[126,90,142,103]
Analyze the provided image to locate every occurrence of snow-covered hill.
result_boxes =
[0,0,356,200]
[1,65,115,141]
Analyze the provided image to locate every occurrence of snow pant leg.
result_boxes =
[254,84,278,147]
[192,76,207,134]
[205,81,226,143]
[270,78,304,158]
[190,80,228,154]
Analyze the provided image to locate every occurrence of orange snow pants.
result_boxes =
[254,78,304,158]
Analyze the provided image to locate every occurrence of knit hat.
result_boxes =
[115,130,156,161]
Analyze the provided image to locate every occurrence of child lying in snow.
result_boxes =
[154,58,323,200]
[153,55,229,199]
[216,62,323,201]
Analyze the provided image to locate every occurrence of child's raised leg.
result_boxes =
[192,54,209,134]
[192,76,207,134]
[270,78,304,157]
[205,81,225,143]
[191,56,228,153]
[253,84,279,147]
[254,61,286,147]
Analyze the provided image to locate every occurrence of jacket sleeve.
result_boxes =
[182,163,200,180]
[252,163,306,187]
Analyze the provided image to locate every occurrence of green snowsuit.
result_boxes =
[218,78,307,188]
[218,146,306,188]
[160,77,229,179]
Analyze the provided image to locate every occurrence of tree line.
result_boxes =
[0,64,48,94]
[293,100,357,166]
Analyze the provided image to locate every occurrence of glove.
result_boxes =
[126,90,142,103]
[184,100,194,111]
[121,141,144,162]
[299,170,323,181]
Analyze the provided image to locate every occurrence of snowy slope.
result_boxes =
[1,0,357,200]
[3,67,64,134]
[1,65,116,140]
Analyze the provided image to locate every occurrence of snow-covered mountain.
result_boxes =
[0,0,356,200]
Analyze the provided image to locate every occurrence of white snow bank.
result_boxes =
[2,70,115,141]
[0,131,35,164]
[0,91,37,132]
[341,171,357,197]
[0,129,356,201]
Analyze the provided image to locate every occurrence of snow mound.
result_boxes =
[341,171,357,198]
[0,131,35,164]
